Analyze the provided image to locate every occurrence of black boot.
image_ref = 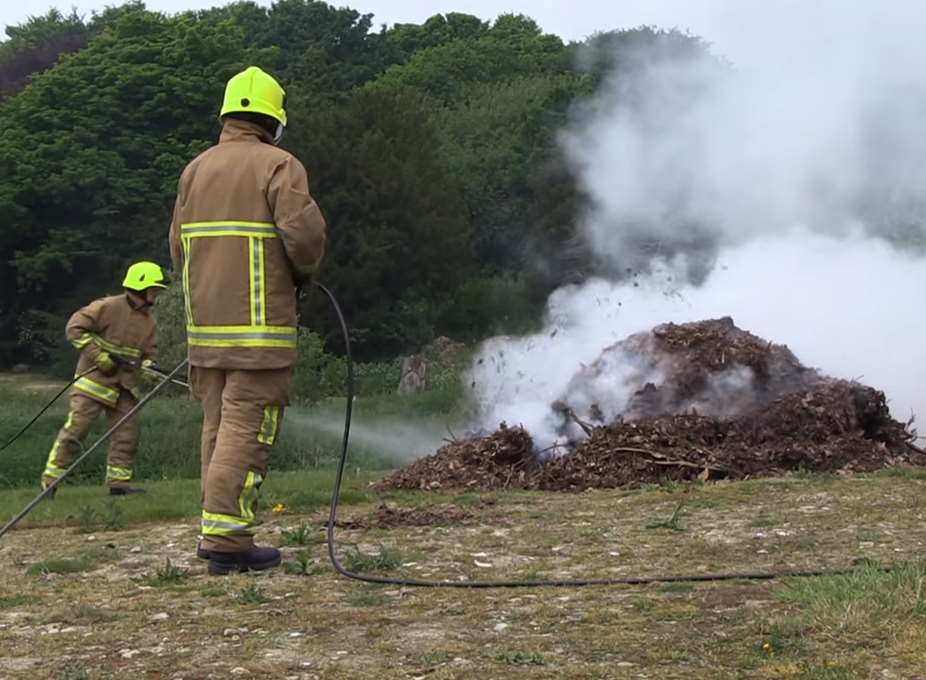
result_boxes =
[109,486,146,496]
[196,539,210,560]
[208,546,281,576]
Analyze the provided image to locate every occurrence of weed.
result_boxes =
[343,545,404,573]
[660,582,695,594]
[646,502,687,531]
[60,671,91,680]
[346,589,389,607]
[749,513,776,528]
[235,584,270,605]
[76,505,99,533]
[69,604,122,624]
[494,650,546,666]
[280,523,318,546]
[199,586,226,598]
[793,660,858,679]
[754,617,806,655]
[102,498,126,530]
[140,559,189,587]
[283,550,317,576]
[0,594,38,609]
[780,564,926,638]
[27,555,98,576]
[414,651,455,667]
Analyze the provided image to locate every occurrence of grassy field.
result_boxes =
[1,469,926,678]
[3,373,926,678]
[0,373,459,489]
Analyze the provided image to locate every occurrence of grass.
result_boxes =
[1,472,926,677]
[0,372,461,490]
[779,564,926,638]
[235,584,270,605]
[342,545,406,573]
[139,558,189,587]
[645,501,687,531]
[283,550,318,576]
[494,650,546,666]
[25,547,115,576]
[0,469,377,531]
[279,523,318,546]
[0,593,39,609]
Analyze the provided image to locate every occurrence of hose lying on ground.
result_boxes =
[315,282,897,587]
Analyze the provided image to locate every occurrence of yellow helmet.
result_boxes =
[220,66,287,127]
[123,262,168,292]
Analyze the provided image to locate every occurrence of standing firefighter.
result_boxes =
[42,262,167,495]
[169,66,326,575]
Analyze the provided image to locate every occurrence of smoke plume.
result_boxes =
[470,7,926,449]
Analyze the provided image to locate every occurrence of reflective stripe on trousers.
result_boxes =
[73,375,119,407]
[201,471,263,537]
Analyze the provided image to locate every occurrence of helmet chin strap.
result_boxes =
[272,122,284,145]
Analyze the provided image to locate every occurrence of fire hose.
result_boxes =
[0,366,100,456]
[0,285,898,583]
[0,361,187,459]
[0,358,189,539]
[316,283,895,587]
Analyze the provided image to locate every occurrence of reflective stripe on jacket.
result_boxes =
[168,119,327,370]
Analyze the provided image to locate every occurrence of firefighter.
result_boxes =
[168,66,326,575]
[42,262,167,495]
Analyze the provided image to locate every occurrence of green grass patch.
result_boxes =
[792,660,859,679]
[345,587,390,607]
[0,593,39,609]
[235,584,270,605]
[139,558,189,587]
[26,548,114,576]
[0,372,467,490]
[282,550,318,576]
[279,523,319,546]
[493,650,546,666]
[780,564,926,639]
[342,544,405,573]
[645,501,687,531]
[659,582,695,594]
[199,586,226,598]
[0,469,378,530]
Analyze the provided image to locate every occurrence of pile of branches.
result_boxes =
[377,425,538,491]
[378,316,923,493]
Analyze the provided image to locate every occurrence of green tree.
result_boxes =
[291,87,474,358]
[0,5,273,363]
[0,9,92,100]
[371,13,568,102]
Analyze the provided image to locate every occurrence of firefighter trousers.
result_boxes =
[191,366,291,553]
[42,391,140,489]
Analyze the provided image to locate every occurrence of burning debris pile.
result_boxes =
[378,318,921,492]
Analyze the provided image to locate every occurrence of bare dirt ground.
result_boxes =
[2,471,926,679]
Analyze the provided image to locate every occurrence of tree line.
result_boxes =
[0,0,709,367]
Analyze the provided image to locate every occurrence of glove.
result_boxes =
[139,360,160,388]
[94,351,117,376]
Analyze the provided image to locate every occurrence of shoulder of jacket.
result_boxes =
[267,147,307,174]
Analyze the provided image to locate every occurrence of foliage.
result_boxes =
[0,1,715,366]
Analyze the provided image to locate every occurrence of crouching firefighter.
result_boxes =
[42,262,168,496]
[169,66,326,575]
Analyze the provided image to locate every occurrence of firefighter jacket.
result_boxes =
[168,118,327,370]
[67,294,157,407]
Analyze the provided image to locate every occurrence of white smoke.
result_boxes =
[470,234,926,448]
[470,7,926,449]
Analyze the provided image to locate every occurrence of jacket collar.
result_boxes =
[219,118,274,145]
[125,291,150,313]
